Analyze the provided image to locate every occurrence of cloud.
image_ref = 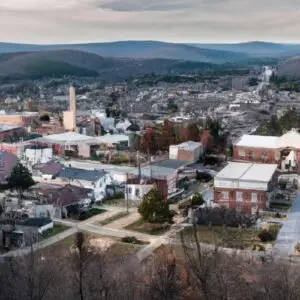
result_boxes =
[0,0,300,43]
[97,0,193,12]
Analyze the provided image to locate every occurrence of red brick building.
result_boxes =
[214,162,277,215]
[233,130,300,172]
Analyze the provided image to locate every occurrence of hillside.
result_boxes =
[277,56,300,78]
[0,41,249,63]
[0,49,231,81]
[191,41,300,57]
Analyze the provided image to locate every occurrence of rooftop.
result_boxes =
[58,167,107,182]
[215,162,277,182]
[0,124,22,132]
[151,159,188,170]
[173,141,202,151]
[235,130,300,150]
[235,134,279,149]
[36,132,97,145]
[277,129,300,149]
[95,134,129,144]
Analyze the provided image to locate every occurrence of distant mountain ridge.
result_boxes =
[0,49,232,81]
[0,41,250,63]
[190,41,300,57]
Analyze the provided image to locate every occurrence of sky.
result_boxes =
[1,0,300,44]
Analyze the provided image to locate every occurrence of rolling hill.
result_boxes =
[190,41,300,57]
[0,49,229,81]
[277,56,300,78]
[0,41,249,63]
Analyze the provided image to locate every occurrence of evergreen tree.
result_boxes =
[139,189,174,223]
[6,162,35,205]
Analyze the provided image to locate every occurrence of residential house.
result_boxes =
[125,178,154,202]
[30,183,94,218]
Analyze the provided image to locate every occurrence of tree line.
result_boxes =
[0,229,300,300]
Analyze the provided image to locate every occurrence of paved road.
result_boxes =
[273,192,300,257]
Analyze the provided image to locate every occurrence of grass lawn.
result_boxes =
[41,232,144,257]
[107,242,143,257]
[125,218,171,236]
[98,211,129,226]
[41,223,70,239]
[179,226,264,250]
[74,208,107,221]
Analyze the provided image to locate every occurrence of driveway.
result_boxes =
[273,192,300,257]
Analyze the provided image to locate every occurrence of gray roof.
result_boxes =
[152,159,188,170]
[58,167,107,182]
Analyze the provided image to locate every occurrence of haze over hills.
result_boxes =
[190,41,300,57]
[0,41,250,63]
[2,41,300,62]
[1,41,300,81]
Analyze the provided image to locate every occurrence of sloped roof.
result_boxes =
[33,162,63,176]
[235,134,279,149]
[58,167,107,182]
[277,129,300,149]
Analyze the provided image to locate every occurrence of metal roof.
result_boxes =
[215,162,277,183]
[36,132,97,145]
[152,159,188,170]
[235,134,279,149]
[59,167,107,182]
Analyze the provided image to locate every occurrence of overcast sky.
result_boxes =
[1,0,300,44]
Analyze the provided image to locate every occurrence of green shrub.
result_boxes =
[258,225,279,242]
[121,236,144,245]
[252,244,266,252]
[191,193,205,207]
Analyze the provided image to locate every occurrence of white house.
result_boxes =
[50,167,113,201]
[125,179,154,202]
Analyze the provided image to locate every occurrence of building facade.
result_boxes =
[169,141,203,163]
[233,130,300,172]
[214,162,277,215]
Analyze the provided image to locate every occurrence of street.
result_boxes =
[273,192,300,257]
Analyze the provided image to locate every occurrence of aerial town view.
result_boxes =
[2,1,300,299]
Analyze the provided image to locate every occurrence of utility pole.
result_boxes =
[126,172,129,214]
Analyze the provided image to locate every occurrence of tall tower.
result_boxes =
[69,86,76,113]
[63,86,77,131]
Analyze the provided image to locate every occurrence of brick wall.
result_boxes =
[214,187,268,215]
[233,146,276,163]
[177,149,194,163]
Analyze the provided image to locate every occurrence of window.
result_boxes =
[261,152,268,161]
[238,149,245,157]
[126,187,132,194]
[236,191,243,202]
[251,206,258,215]
[135,188,140,197]
[251,192,258,202]
[249,151,254,160]
[221,191,229,200]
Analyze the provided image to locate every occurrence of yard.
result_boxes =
[125,218,171,236]
[71,208,107,221]
[178,224,281,250]
[41,223,70,239]
[98,211,129,226]
[42,232,144,257]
